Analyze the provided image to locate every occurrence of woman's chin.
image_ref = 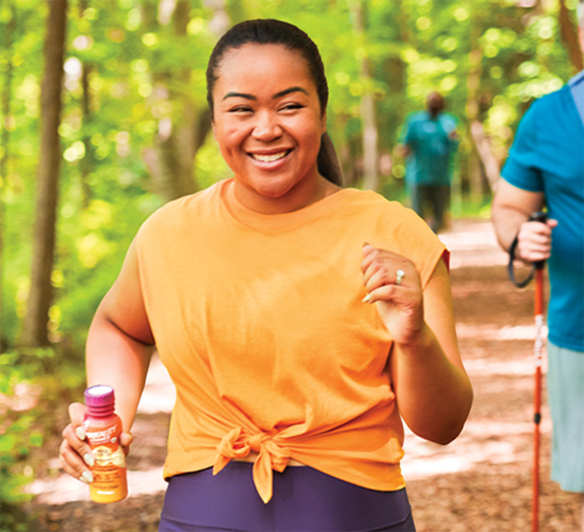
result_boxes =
[244,178,297,201]
[256,187,293,200]
[233,170,321,212]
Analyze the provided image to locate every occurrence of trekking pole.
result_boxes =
[506,211,547,532]
[530,212,547,532]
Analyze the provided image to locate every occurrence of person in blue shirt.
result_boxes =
[491,70,584,531]
[399,92,459,233]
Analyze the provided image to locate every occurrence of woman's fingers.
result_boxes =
[363,271,421,309]
[61,421,94,468]
[60,422,94,483]
[119,431,134,456]
[362,243,404,270]
[68,402,86,423]
[360,244,425,344]
[60,438,94,484]
[363,264,409,295]
[361,245,417,294]
[362,282,401,304]
[60,402,95,483]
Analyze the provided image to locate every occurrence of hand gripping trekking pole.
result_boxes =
[506,212,547,532]
[507,212,547,289]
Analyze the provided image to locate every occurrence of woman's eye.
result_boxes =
[229,106,252,114]
[280,103,304,112]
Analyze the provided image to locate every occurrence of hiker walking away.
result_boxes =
[491,63,584,530]
[398,91,459,233]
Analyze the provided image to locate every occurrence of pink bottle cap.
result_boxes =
[85,385,115,408]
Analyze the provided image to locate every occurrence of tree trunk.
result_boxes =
[351,0,379,191]
[153,0,198,201]
[1,3,16,347]
[143,0,217,202]
[20,0,67,348]
[79,0,93,208]
[360,92,378,191]
[465,26,487,205]
[77,61,94,207]
[469,120,500,192]
[558,0,584,73]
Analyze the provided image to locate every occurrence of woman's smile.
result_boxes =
[248,149,293,164]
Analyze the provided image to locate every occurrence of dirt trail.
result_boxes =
[25,219,581,531]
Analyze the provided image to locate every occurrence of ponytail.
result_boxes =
[317,132,343,187]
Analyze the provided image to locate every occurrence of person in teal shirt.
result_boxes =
[399,92,459,233]
[492,70,584,530]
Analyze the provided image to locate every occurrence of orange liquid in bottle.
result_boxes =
[84,385,128,503]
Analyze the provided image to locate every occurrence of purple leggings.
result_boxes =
[158,462,416,532]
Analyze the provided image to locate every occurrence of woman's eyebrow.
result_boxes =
[223,92,256,101]
[273,87,308,99]
[222,87,309,102]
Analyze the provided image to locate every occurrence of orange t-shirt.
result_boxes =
[134,179,446,503]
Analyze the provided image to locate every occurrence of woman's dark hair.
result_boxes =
[205,19,342,186]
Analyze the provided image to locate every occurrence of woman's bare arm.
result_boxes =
[389,259,473,444]
[362,244,473,445]
[60,241,154,482]
[86,241,155,431]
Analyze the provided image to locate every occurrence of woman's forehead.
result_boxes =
[216,43,311,82]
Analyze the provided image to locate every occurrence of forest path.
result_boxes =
[25,218,581,531]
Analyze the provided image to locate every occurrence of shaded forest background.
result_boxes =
[0,0,582,530]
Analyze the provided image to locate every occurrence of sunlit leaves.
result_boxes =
[453,7,470,22]
[63,140,86,162]
[416,16,431,31]
[439,37,459,53]
[76,233,116,269]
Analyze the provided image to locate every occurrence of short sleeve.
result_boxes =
[374,202,447,289]
[501,102,545,193]
[395,210,447,288]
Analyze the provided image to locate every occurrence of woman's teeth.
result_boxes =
[252,151,288,162]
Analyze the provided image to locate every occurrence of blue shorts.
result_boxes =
[158,462,416,531]
[547,341,584,493]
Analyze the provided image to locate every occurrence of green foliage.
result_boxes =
[0,347,86,529]
[0,350,50,531]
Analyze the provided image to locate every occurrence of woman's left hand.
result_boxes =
[361,244,424,345]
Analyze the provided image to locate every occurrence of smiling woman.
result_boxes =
[59,19,472,532]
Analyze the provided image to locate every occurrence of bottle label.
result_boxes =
[87,425,119,446]
[85,419,128,503]
[93,445,126,468]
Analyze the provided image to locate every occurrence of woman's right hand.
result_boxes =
[59,402,134,484]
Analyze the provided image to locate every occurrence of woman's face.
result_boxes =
[211,44,327,212]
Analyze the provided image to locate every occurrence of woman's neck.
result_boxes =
[233,176,340,215]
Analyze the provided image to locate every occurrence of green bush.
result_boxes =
[0,348,68,532]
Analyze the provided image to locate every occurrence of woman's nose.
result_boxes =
[252,111,282,141]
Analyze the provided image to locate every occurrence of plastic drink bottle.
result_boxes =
[83,384,128,503]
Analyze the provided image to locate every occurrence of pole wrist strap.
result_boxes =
[508,235,535,288]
